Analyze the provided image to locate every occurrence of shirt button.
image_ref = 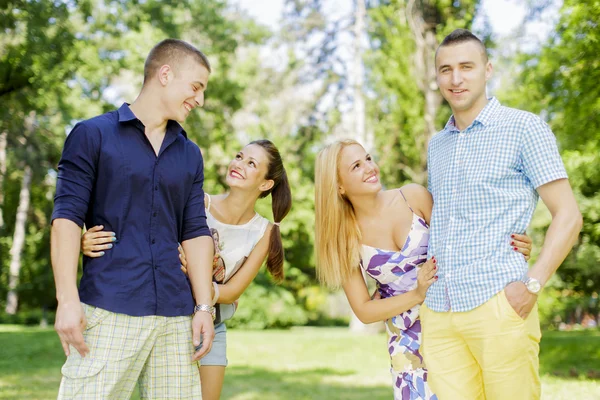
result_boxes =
[153,212,157,217]
[154,185,158,191]
[459,133,466,138]
[154,265,158,269]
[152,239,156,244]
[446,244,452,250]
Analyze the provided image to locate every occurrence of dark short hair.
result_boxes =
[437,29,488,62]
[143,39,211,84]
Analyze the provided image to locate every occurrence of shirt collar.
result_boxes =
[476,97,501,127]
[117,103,187,138]
[443,97,501,133]
[117,103,137,122]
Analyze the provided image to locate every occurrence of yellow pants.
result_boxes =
[420,290,541,400]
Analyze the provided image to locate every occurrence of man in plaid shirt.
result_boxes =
[420,29,582,400]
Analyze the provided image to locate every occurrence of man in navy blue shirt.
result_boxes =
[51,39,216,399]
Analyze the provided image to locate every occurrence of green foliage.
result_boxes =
[226,284,308,329]
[501,0,600,323]
[0,309,55,326]
[508,1,600,150]
[558,147,600,296]
[2,0,599,332]
[0,0,276,316]
[366,0,482,186]
[206,44,325,327]
[366,1,427,185]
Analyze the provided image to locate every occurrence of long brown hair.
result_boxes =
[314,139,362,288]
[251,140,292,282]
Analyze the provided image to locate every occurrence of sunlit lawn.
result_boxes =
[0,325,598,399]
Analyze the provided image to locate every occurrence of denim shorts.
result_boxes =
[199,322,227,367]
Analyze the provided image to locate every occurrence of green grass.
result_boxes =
[0,326,598,399]
[539,329,600,378]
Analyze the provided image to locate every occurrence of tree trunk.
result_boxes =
[348,0,383,334]
[5,165,32,314]
[406,0,444,184]
[0,131,7,230]
[351,0,367,146]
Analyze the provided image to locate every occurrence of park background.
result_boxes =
[0,0,598,398]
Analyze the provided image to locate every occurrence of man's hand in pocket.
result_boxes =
[504,281,537,319]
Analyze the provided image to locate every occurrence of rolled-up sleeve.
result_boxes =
[51,122,99,227]
[181,150,210,241]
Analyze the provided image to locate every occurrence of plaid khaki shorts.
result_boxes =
[57,303,201,399]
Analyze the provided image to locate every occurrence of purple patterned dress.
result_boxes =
[360,212,437,400]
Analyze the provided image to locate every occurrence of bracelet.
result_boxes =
[212,281,220,305]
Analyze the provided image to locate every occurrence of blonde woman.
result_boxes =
[81,139,292,400]
[314,139,532,400]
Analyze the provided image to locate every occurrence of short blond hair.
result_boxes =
[143,39,211,84]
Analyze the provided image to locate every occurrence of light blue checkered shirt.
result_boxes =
[425,97,568,312]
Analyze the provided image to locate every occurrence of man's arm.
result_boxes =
[529,179,582,285]
[182,231,215,362]
[505,178,582,318]
[181,237,214,305]
[51,219,89,357]
[180,148,215,361]
[51,122,99,357]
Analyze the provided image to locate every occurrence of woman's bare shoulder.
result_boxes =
[400,183,432,221]
[400,183,430,199]
[382,184,429,201]
[204,192,227,209]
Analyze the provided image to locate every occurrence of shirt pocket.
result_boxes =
[93,138,133,242]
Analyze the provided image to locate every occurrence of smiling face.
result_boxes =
[435,40,492,118]
[226,144,274,195]
[161,57,210,123]
[337,144,381,198]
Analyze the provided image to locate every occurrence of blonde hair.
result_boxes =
[314,139,363,288]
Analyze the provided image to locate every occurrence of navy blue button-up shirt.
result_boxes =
[52,104,211,317]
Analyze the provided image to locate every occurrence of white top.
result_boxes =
[205,194,270,283]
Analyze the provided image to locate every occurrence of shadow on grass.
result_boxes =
[1,327,598,399]
[540,330,600,379]
[0,329,392,400]
[223,365,392,400]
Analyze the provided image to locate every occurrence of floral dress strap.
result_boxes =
[399,189,415,213]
